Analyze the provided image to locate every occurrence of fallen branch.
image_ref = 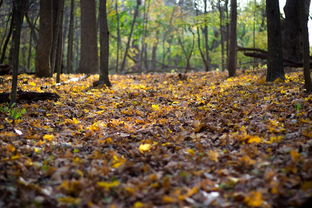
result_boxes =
[238,46,312,68]
[0,91,59,104]
[0,64,11,75]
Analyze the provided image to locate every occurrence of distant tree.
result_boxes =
[120,0,140,73]
[36,0,53,77]
[0,12,13,64]
[114,0,121,73]
[298,0,312,92]
[227,0,237,77]
[265,0,284,81]
[98,0,111,86]
[78,0,98,74]
[195,0,210,72]
[11,0,26,104]
[66,0,75,74]
[217,0,225,71]
[54,0,65,83]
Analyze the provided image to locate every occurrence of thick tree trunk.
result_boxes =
[66,0,75,74]
[266,0,284,81]
[36,0,53,77]
[299,0,312,92]
[78,0,98,74]
[283,0,301,63]
[227,0,237,77]
[98,0,111,86]
[11,0,26,104]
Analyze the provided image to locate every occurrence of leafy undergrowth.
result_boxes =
[0,70,312,208]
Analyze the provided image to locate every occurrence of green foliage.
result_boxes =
[0,104,27,120]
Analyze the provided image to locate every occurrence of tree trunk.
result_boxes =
[203,0,210,72]
[27,23,33,70]
[227,0,237,77]
[283,0,301,63]
[120,0,140,73]
[218,0,225,71]
[266,0,284,81]
[98,0,111,86]
[115,0,121,73]
[78,0,98,74]
[0,13,13,64]
[25,12,39,44]
[140,0,150,72]
[11,0,26,105]
[161,6,177,70]
[55,0,65,83]
[299,0,312,92]
[66,0,75,74]
[36,0,53,77]
[151,41,158,70]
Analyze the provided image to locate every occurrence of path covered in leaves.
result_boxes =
[0,70,312,207]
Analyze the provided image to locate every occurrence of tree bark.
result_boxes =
[283,0,301,63]
[98,0,111,86]
[218,0,225,71]
[11,0,26,105]
[78,0,98,74]
[36,0,53,77]
[55,0,64,83]
[299,0,312,92]
[266,0,284,81]
[227,0,237,77]
[115,0,121,73]
[0,13,13,64]
[66,0,75,74]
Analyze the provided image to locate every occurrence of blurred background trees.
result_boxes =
[0,0,311,77]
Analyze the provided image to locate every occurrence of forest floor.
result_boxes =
[0,69,312,208]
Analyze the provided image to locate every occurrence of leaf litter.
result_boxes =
[0,70,312,207]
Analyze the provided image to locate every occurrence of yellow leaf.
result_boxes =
[151,104,160,111]
[6,144,16,152]
[111,154,126,168]
[240,155,256,166]
[97,180,120,190]
[58,180,82,195]
[162,195,177,203]
[43,134,54,141]
[208,150,219,162]
[302,128,312,138]
[133,202,145,208]
[29,81,36,86]
[139,143,152,153]
[267,136,283,144]
[247,135,262,144]
[290,149,300,162]
[244,191,263,207]
[58,197,81,205]
[186,148,195,155]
